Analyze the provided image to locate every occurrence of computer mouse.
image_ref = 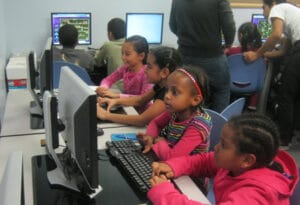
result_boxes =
[97,127,104,136]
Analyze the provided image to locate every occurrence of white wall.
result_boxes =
[0,0,7,125]
[2,0,263,56]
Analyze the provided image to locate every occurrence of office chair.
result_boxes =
[204,108,227,152]
[53,61,94,89]
[228,54,266,105]
[220,97,246,120]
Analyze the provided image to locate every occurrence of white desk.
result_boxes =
[0,90,45,137]
[0,125,210,205]
[0,89,140,137]
[0,126,146,205]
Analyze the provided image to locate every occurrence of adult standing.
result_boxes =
[244,0,300,148]
[169,0,236,112]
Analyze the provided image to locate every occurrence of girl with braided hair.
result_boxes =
[148,113,299,205]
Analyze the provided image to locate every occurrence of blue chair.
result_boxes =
[221,97,246,120]
[204,108,227,152]
[228,54,266,96]
[53,61,94,89]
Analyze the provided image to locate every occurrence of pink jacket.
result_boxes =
[148,150,299,205]
[100,64,153,98]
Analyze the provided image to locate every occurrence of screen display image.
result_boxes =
[126,13,164,44]
[51,13,91,45]
[251,14,272,42]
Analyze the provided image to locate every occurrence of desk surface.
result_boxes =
[0,126,146,205]
[0,89,140,137]
[0,89,45,137]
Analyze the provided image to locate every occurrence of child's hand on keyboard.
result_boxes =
[149,174,169,187]
[137,133,154,154]
[151,162,174,178]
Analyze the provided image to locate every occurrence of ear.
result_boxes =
[240,154,256,169]
[191,94,203,107]
[160,67,170,79]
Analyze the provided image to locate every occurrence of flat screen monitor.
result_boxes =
[51,12,92,45]
[126,13,164,44]
[251,14,272,43]
[38,37,53,97]
[44,67,100,196]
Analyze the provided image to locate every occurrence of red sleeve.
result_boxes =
[152,127,205,161]
[146,111,171,137]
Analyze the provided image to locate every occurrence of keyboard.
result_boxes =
[106,140,158,196]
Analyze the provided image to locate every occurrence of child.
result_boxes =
[226,22,262,56]
[97,46,182,127]
[96,35,153,100]
[94,18,125,75]
[52,24,94,72]
[148,113,299,205]
[138,66,212,161]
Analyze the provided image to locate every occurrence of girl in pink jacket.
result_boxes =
[148,113,299,205]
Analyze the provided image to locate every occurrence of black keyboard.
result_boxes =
[106,140,158,196]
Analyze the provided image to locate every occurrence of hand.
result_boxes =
[137,133,154,154]
[243,51,260,62]
[96,103,108,120]
[149,174,169,187]
[96,86,120,98]
[97,97,118,111]
[151,162,174,179]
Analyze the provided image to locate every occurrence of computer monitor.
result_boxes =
[126,13,164,44]
[38,37,53,96]
[51,12,92,45]
[251,14,272,43]
[43,67,101,197]
[27,51,43,116]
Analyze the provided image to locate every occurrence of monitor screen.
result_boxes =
[126,13,164,44]
[51,13,92,45]
[251,14,272,42]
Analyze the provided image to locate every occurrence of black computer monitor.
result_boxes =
[27,51,43,116]
[126,13,164,44]
[43,67,101,197]
[39,37,53,96]
[251,14,272,43]
[51,12,92,45]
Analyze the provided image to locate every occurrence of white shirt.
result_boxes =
[269,3,300,44]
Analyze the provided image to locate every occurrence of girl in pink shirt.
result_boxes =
[138,66,212,161]
[148,113,299,205]
[96,35,153,99]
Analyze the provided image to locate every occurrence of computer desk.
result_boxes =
[0,89,140,137]
[0,89,45,137]
[0,125,211,205]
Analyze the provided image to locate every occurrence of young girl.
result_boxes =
[96,35,153,99]
[148,113,299,205]
[138,66,212,161]
[226,22,262,56]
[97,46,182,127]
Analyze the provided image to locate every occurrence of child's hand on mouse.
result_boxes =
[137,133,154,154]
[98,97,118,111]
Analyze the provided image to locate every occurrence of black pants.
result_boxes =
[276,41,300,145]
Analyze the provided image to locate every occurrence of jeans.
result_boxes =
[276,41,300,145]
[182,55,230,112]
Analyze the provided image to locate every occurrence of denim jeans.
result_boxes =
[182,55,230,112]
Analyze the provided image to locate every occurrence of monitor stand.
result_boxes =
[31,152,148,205]
[30,101,44,129]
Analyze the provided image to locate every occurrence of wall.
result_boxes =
[0,0,7,125]
[2,0,262,56]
